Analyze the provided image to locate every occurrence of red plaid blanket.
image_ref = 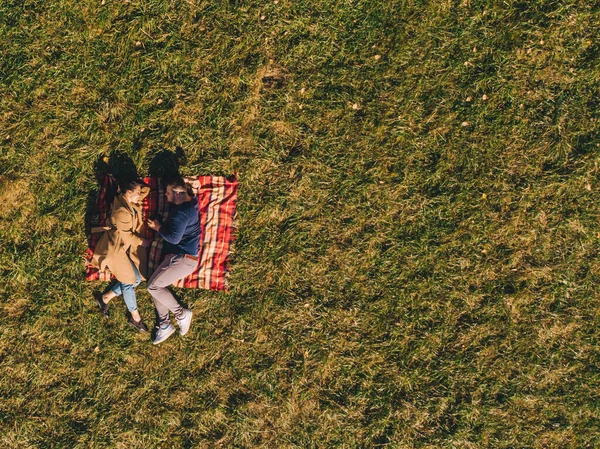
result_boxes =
[85,175,237,290]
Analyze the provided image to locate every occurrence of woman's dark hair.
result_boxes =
[166,176,194,197]
[119,178,148,194]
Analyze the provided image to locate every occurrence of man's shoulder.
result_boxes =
[171,199,197,219]
[184,198,198,213]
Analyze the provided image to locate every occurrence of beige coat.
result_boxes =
[91,186,150,284]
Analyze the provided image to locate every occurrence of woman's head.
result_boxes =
[119,179,148,204]
[165,176,192,204]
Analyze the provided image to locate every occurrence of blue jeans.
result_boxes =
[111,258,141,312]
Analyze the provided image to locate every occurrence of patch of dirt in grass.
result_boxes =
[1,296,30,318]
[0,178,35,221]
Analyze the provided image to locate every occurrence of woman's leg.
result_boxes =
[102,284,121,304]
[122,260,142,321]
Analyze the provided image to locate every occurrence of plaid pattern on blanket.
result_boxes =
[85,175,237,290]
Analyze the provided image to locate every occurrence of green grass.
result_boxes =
[1,0,600,447]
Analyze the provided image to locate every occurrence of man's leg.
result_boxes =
[147,254,197,327]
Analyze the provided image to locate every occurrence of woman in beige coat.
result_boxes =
[91,179,150,331]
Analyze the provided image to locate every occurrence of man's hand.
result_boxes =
[147,219,161,231]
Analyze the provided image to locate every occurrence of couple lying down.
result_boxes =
[90,176,200,345]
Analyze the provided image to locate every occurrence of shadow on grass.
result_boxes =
[147,147,186,183]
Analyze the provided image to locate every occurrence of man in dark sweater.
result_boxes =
[147,177,201,345]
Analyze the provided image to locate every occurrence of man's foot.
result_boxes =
[128,316,149,332]
[177,309,193,336]
[94,292,109,317]
[152,324,176,345]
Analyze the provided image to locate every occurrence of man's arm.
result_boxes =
[158,208,188,245]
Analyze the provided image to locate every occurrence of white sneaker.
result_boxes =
[153,324,176,345]
[177,309,193,336]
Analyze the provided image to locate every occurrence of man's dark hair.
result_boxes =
[167,176,193,196]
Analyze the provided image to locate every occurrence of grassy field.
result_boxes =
[1,0,600,447]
